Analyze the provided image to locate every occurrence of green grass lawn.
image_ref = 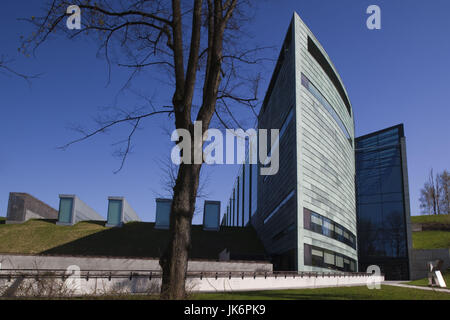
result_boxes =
[408,272,450,288]
[76,286,450,300]
[0,219,108,254]
[411,214,450,224]
[4,285,449,300]
[412,231,450,249]
[0,219,265,259]
[191,285,450,300]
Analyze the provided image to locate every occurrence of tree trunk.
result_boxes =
[159,162,201,299]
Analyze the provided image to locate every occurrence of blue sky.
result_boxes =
[1,1,449,223]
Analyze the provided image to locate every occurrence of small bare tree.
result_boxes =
[23,0,270,299]
[420,169,439,215]
[420,169,450,215]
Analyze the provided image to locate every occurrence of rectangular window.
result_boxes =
[311,213,322,226]
[336,256,344,268]
[203,201,220,230]
[312,249,323,257]
[323,218,334,237]
[305,244,357,272]
[324,252,335,265]
[304,207,356,249]
[107,199,122,226]
[58,197,73,224]
[155,199,171,229]
[303,208,311,230]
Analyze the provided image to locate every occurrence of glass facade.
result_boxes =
[303,208,356,249]
[304,243,356,272]
[356,124,411,280]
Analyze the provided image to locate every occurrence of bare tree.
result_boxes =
[420,169,438,215]
[420,169,450,215]
[23,0,269,299]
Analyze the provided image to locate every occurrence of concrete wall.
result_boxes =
[0,270,383,296]
[410,249,450,280]
[6,192,58,224]
[0,254,273,272]
[191,273,384,293]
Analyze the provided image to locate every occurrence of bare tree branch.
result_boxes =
[0,55,41,85]
[58,109,172,151]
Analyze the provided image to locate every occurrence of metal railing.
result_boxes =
[0,269,380,281]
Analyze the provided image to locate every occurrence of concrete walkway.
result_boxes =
[383,281,450,294]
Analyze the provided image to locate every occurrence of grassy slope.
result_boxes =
[0,219,265,259]
[412,231,450,249]
[8,285,449,300]
[411,215,450,249]
[2,285,450,300]
[408,272,450,288]
[411,214,450,224]
[0,219,107,254]
[191,285,450,300]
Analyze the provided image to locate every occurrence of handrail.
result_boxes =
[0,269,383,280]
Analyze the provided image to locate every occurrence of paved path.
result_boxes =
[383,281,450,294]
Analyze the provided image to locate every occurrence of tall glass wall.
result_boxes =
[356,125,410,280]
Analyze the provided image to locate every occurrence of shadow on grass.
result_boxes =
[41,222,267,261]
